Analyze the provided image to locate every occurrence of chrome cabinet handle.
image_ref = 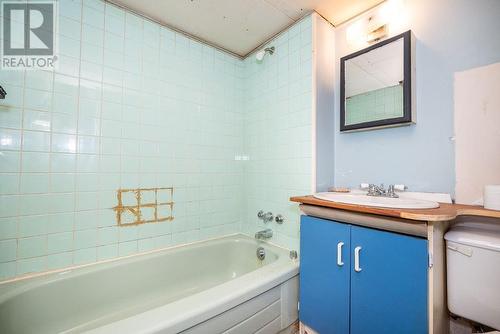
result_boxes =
[337,242,344,266]
[354,246,362,272]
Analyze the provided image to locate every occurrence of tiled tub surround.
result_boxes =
[0,2,320,280]
[241,16,314,252]
[0,0,245,279]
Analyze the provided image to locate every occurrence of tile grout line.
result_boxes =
[72,0,84,266]
[45,60,56,269]
[98,0,107,257]
[16,67,27,272]
[116,4,126,250]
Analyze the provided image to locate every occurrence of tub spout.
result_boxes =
[255,229,273,240]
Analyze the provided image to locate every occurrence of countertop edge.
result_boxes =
[290,195,500,222]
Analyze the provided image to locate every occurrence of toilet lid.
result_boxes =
[445,224,500,252]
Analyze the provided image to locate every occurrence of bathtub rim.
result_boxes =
[0,233,293,286]
[0,233,299,334]
[85,244,298,334]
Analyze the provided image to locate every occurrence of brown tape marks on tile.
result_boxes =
[113,187,174,226]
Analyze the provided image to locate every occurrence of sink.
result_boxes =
[313,192,440,209]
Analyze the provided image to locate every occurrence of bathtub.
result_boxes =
[0,234,299,334]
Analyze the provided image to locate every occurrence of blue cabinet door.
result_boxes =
[299,216,351,334]
[350,225,428,334]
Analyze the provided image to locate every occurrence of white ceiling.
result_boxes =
[109,0,384,57]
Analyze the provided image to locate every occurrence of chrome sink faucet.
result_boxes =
[255,229,273,240]
[367,184,399,198]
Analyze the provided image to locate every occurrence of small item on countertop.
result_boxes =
[484,185,500,211]
[328,187,351,193]
[394,184,407,191]
[359,183,370,190]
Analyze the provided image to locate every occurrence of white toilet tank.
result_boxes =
[445,221,500,330]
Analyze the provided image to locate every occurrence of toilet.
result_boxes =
[445,220,500,330]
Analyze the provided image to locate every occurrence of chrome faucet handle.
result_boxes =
[359,183,370,190]
[275,214,284,224]
[263,212,274,223]
[258,210,274,223]
[367,184,379,196]
[387,185,399,198]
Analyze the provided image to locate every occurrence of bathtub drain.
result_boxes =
[256,247,266,260]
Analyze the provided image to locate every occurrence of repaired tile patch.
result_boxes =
[113,187,173,226]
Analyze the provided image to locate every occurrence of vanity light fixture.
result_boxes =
[346,0,407,47]
[366,24,388,43]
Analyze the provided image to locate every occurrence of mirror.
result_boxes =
[340,30,413,132]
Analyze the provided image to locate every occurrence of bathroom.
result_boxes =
[0,0,499,333]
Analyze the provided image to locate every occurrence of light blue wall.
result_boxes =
[334,0,500,194]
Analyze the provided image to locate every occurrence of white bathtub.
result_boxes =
[0,234,299,334]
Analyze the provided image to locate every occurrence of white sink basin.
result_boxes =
[313,192,440,209]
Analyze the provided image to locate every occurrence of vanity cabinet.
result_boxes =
[300,215,428,334]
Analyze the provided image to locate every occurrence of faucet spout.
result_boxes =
[255,229,273,240]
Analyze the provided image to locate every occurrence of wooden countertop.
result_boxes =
[290,195,500,222]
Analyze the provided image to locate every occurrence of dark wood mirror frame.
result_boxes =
[340,30,413,132]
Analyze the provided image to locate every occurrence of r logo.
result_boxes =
[2,2,54,56]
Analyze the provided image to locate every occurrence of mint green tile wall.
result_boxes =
[241,16,313,251]
[0,0,244,280]
[345,85,403,125]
